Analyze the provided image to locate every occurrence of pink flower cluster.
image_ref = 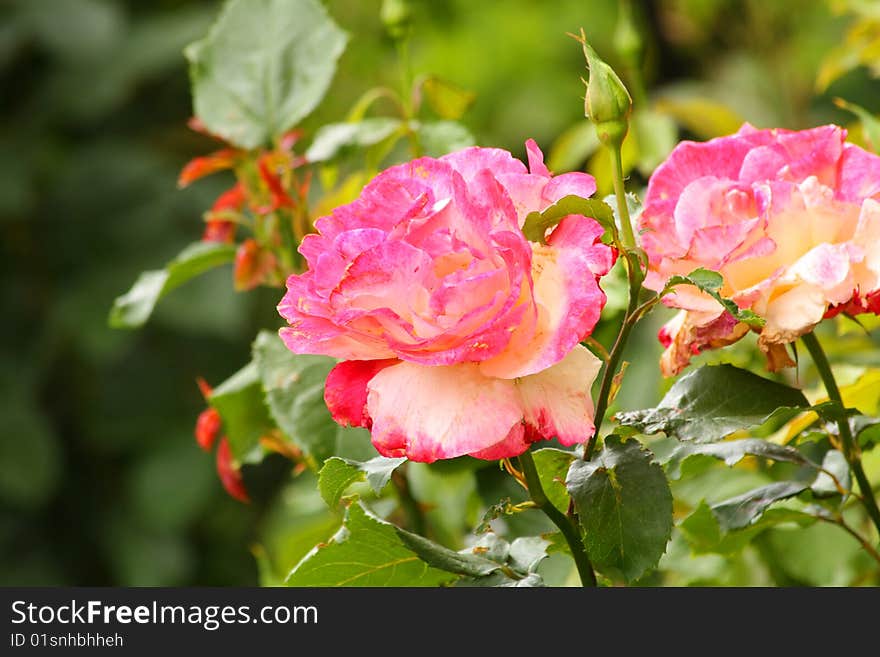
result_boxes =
[640,124,880,375]
[278,141,614,462]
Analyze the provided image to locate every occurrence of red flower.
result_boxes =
[202,183,246,244]
[178,149,240,188]
[234,238,276,291]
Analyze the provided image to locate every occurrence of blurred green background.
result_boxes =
[1,0,875,585]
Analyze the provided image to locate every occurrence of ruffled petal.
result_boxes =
[324,359,399,428]
[515,344,602,446]
[479,216,612,379]
[366,362,523,462]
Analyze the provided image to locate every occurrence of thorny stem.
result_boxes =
[801,331,880,542]
[817,514,880,567]
[517,450,597,587]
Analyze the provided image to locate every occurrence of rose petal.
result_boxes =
[324,359,399,428]
[366,361,523,462]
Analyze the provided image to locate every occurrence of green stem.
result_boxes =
[609,143,635,249]
[518,451,597,587]
[585,273,639,461]
[801,331,880,540]
[818,514,880,567]
[391,468,426,536]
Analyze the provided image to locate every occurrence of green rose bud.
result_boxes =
[381,0,413,40]
[579,34,632,146]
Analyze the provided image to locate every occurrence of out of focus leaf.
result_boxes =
[209,361,273,463]
[834,97,880,151]
[109,241,235,329]
[306,118,403,163]
[616,364,809,442]
[632,108,678,175]
[416,120,475,156]
[547,121,600,172]
[0,398,60,509]
[186,0,347,148]
[252,331,374,466]
[817,18,880,92]
[567,435,673,582]
[421,75,476,120]
[654,95,745,139]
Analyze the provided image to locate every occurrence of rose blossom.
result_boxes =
[278,140,614,462]
[639,124,880,375]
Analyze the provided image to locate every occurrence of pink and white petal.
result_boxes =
[278,321,395,360]
[761,283,827,343]
[366,362,522,463]
[542,172,597,205]
[837,144,880,203]
[789,243,857,305]
[441,146,528,181]
[479,217,612,379]
[470,424,530,461]
[738,125,844,186]
[324,359,399,428]
[515,344,602,446]
[525,139,551,177]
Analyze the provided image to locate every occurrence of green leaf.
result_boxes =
[566,435,673,582]
[654,95,745,140]
[286,502,455,586]
[711,481,810,532]
[421,76,476,120]
[416,120,476,157]
[834,98,880,153]
[531,448,575,513]
[252,331,374,466]
[318,455,406,507]
[680,500,816,555]
[662,438,813,480]
[811,449,850,498]
[522,194,616,244]
[547,121,600,172]
[305,118,404,163]
[397,531,502,578]
[185,0,347,148]
[109,241,236,329]
[209,360,273,463]
[663,267,765,328]
[616,364,809,443]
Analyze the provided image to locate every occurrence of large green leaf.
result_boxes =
[616,364,809,443]
[185,0,347,148]
[209,360,273,463]
[566,435,673,582]
[661,438,813,480]
[252,331,374,466]
[318,455,406,507]
[109,241,236,329]
[286,502,456,587]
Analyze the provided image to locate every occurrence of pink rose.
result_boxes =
[640,124,880,375]
[278,141,614,462]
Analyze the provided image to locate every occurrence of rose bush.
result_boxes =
[278,140,614,462]
[639,124,880,375]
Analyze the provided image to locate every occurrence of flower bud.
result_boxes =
[580,37,632,146]
[216,438,250,503]
[613,0,643,70]
[381,0,412,40]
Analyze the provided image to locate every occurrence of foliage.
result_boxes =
[6,0,880,588]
